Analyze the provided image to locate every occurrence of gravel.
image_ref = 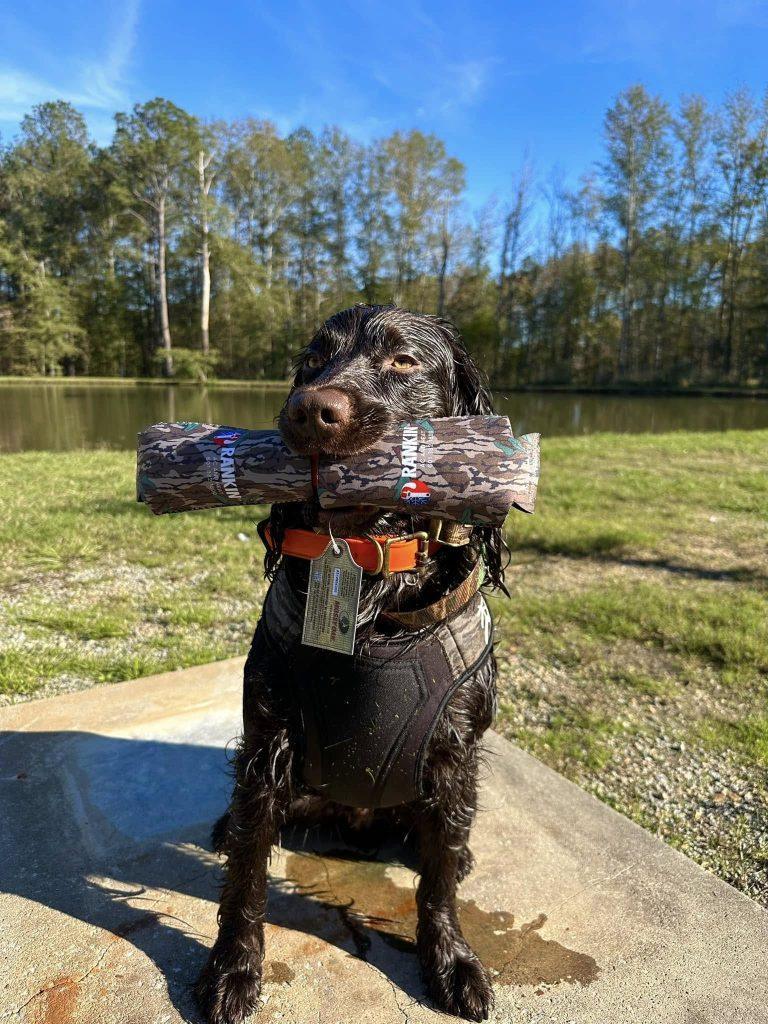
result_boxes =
[497,650,768,906]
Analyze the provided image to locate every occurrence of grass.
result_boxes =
[697,715,768,769]
[511,707,626,773]
[1,430,767,900]
[490,431,768,773]
[501,584,768,675]
[484,430,768,901]
[0,449,270,697]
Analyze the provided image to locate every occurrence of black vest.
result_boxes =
[260,568,494,808]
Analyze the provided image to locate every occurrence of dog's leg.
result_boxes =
[196,639,293,1024]
[456,843,475,884]
[414,750,494,1022]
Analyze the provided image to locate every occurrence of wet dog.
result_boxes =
[196,305,507,1022]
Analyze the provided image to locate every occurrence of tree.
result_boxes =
[429,156,465,316]
[354,141,390,304]
[0,101,92,276]
[0,245,83,375]
[384,131,460,307]
[496,160,534,380]
[220,118,296,373]
[671,95,716,378]
[318,127,359,308]
[286,128,325,346]
[110,99,200,375]
[601,85,672,378]
[0,102,93,373]
[2,86,768,388]
[712,89,768,379]
[198,143,215,355]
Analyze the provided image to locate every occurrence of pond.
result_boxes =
[0,383,766,452]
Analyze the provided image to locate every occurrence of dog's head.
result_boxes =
[278,304,493,455]
[274,304,506,591]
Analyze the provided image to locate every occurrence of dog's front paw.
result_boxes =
[195,942,262,1024]
[425,949,494,1022]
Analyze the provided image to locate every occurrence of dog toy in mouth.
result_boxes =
[136,415,540,527]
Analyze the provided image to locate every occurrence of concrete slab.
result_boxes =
[1,657,765,1024]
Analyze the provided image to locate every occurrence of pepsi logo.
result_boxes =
[213,430,241,446]
[401,479,431,506]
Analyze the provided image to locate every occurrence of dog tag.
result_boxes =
[302,538,363,656]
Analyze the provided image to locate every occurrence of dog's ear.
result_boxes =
[289,348,308,389]
[257,504,285,579]
[433,319,509,592]
[475,523,509,595]
[437,319,494,417]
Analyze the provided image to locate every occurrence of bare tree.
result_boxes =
[198,146,216,355]
[111,99,199,376]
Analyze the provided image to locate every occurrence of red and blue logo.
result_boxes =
[213,430,241,446]
[400,478,431,507]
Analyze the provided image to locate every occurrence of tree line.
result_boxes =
[1,84,767,387]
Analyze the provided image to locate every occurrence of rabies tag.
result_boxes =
[302,539,363,656]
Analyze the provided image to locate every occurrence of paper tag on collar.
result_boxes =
[301,539,362,656]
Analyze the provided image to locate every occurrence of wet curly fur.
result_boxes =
[196,306,507,1022]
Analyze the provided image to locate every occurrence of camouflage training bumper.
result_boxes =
[136,416,540,527]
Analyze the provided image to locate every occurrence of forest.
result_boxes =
[1,84,767,387]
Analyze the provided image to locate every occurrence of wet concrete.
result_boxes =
[280,849,600,991]
[1,656,767,1023]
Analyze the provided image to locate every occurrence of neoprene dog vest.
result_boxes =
[260,568,494,809]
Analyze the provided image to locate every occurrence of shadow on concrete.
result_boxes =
[0,729,429,1022]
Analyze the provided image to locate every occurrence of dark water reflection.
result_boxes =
[0,383,766,451]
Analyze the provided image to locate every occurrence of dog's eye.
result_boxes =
[390,354,419,372]
[305,353,323,370]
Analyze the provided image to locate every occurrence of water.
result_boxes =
[0,383,766,452]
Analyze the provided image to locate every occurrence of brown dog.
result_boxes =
[196,305,507,1022]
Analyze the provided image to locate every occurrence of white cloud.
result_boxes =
[430,57,498,116]
[77,0,140,107]
[249,0,498,137]
[0,1,140,135]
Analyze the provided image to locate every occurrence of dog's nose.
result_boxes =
[286,388,353,442]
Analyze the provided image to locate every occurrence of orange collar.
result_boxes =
[263,525,441,576]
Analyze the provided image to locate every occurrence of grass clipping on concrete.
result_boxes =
[1,431,767,904]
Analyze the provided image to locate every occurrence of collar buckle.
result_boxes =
[368,531,431,577]
[428,517,472,547]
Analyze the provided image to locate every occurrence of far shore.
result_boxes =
[0,376,290,390]
[1,375,766,399]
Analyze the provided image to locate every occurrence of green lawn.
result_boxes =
[1,431,767,902]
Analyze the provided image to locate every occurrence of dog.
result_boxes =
[195,305,507,1023]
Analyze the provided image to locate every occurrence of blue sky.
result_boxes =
[2,0,768,209]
